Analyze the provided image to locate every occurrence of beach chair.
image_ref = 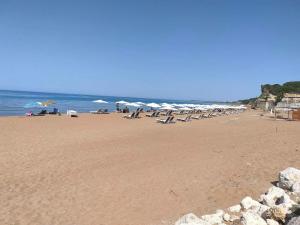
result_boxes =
[90,109,110,114]
[202,112,213,118]
[146,112,156,117]
[123,112,135,119]
[177,115,191,122]
[154,111,160,117]
[49,108,59,115]
[174,110,184,115]
[67,110,78,117]
[162,110,173,116]
[191,114,203,120]
[134,111,140,118]
[157,116,175,124]
[157,116,171,124]
[168,116,175,123]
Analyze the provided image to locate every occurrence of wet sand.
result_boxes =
[0,111,299,225]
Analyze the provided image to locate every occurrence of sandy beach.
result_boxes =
[0,111,299,225]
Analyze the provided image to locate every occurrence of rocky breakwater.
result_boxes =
[175,167,300,225]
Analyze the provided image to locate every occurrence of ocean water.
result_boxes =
[0,90,218,116]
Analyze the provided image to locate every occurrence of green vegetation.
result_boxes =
[261,81,300,102]
[239,81,300,105]
[239,98,257,105]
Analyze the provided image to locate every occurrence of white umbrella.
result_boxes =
[134,102,145,105]
[93,99,108,104]
[124,102,141,107]
[116,100,129,104]
[160,106,178,111]
[161,103,173,107]
[146,103,161,108]
[178,107,193,111]
[24,101,45,108]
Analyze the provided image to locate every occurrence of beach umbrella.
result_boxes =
[40,100,56,107]
[124,102,141,107]
[24,101,45,108]
[116,100,129,104]
[161,103,173,107]
[178,107,193,111]
[146,103,161,108]
[134,102,145,105]
[93,99,108,104]
[160,106,178,111]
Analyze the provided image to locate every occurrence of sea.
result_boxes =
[0,90,220,116]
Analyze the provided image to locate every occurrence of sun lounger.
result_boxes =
[146,112,156,117]
[146,111,160,117]
[161,110,172,116]
[157,116,175,124]
[177,115,191,122]
[123,112,135,119]
[202,112,213,118]
[174,110,184,115]
[134,111,140,118]
[67,110,78,117]
[191,114,203,120]
[90,109,109,114]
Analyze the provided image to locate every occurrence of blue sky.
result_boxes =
[0,0,299,101]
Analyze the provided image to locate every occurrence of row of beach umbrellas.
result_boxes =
[92,99,246,111]
[24,99,246,111]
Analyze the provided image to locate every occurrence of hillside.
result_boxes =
[240,81,300,104]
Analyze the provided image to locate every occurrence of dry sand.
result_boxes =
[0,111,299,225]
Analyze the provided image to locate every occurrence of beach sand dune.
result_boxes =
[0,111,299,225]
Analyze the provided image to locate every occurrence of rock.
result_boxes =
[290,204,300,214]
[232,219,242,225]
[175,213,210,225]
[223,213,231,222]
[241,211,267,225]
[279,167,300,190]
[216,209,225,216]
[201,210,224,224]
[231,215,241,221]
[260,186,293,207]
[229,204,242,213]
[266,219,279,225]
[286,216,300,225]
[241,196,261,210]
[263,206,286,222]
[240,196,269,216]
[292,182,300,195]
[255,204,271,216]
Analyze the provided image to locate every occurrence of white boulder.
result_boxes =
[201,210,224,224]
[292,181,300,194]
[266,219,279,225]
[223,213,231,222]
[255,204,271,216]
[241,196,261,210]
[228,204,241,213]
[241,211,267,225]
[175,213,210,225]
[231,215,241,221]
[279,167,300,190]
[260,186,293,207]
